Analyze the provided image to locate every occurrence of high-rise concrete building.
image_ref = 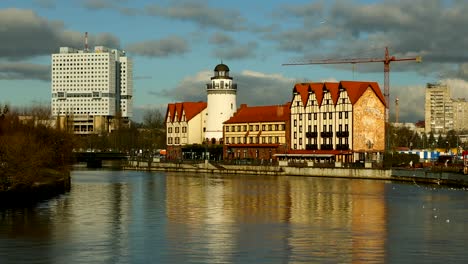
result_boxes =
[51,46,133,134]
[425,83,453,134]
[453,98,468,132]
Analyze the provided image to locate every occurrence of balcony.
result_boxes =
[320,131,333,138]
[320,144,333,150]
[336,144,349,150]
[306,131,318,138]
[336,131,349,137]
[306,144,318,150]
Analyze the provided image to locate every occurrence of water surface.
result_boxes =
[1,170,467,263]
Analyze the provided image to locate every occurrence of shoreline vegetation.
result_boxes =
[0,105,74,207]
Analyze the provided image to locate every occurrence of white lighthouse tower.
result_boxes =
[205,63,237,143]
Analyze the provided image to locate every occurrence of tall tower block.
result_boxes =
[205,63,237,143]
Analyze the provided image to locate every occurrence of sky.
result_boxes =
[1,0,468,122]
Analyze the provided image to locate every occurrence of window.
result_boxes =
[294,132,297,139]
[237,125,241,132]
[323,125,326,132]
[275,124,279,131]
[268,124,272,131]
[297,101,300,106]
[299,126,302,133]
[294,120,297,127]
[262,137,266,143]
[308,125,311,132]
[329,125,332,132]
[345,124,349,132]
[249,137,253,143]
[323,113,327,119]
[268,136,272,143]
[314,113,317,120]
[182,127,186,133]
[262,125,266,130]
[281,124,285,131]
[299,114,302,121]
[237,137,241,144]
[168,127,172,133]
[226,137,230,144]
[299,138,302,145]
[243,137,247,144]
[345,111,349,119]
[339,112,342,119]
[275,136,279,143]
[329,112,332,119]
[255,125,259,131]
[256,137,259,144]
[226,126,229,132]
[339,124,342,132]
[232,137,235,143]
[308,113,312,120]
[249,125,253,131]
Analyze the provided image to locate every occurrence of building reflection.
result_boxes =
[165,174,387,263]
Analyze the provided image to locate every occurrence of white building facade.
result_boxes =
[51,46,133,134]
[205,64,237,143]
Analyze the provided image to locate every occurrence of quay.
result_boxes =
[123,160,468,187]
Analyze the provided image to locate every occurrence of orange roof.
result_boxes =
[224,103,291,124]
[292,81,386,108]
[165,101,207,123]
[340,81,386,107]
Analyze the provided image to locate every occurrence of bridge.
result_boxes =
[73,152,128,168]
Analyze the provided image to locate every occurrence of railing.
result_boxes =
[306,132,318,138]
[336,131,349,137]
[336,144,349,150]
[320,144,333,150]
[305,144,318,150]
[320,132,333,138]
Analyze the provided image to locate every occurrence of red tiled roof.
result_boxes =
[292,81,386,108]
[165,101,207,123]
[340,81,386,107]
[224,103,291,124]
[293,83,310,106]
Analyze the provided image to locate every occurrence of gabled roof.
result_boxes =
[339,81,386,107]
[224,103,291,124]
[165,101,207,123]
[292,81,386,108]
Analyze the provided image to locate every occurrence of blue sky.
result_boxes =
[1,0,467,122]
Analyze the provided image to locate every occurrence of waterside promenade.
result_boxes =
[124,161,468,187]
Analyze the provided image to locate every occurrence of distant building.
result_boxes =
[424,83,453,134]
[223,103,291,160]
[289,81,386,163]
[51,45,133,134]
[165,102,207,159]
[452,98,468,132]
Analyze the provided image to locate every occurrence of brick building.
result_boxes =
[223,103,291,161]
[289,81,386,162]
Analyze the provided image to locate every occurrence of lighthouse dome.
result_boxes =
[214,63,229,72]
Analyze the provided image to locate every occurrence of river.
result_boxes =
[1,169,468,263]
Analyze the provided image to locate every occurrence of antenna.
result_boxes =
[85,32,89,52]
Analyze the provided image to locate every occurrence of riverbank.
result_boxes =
[124,161,468,187]
[0,169,71,207]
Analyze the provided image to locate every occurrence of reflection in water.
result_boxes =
[1,170,468,263]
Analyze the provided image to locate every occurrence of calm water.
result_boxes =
[1,170,468,264]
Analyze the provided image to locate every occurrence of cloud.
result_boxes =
[0,8,120,60]
[0,62,50,81]
[82,0,114,10]
[33,0,56,9]
[269,0,468,80]
[125,36,189,57]
[209,32,235,46]
[213,42,258,60]
[156,69,295,107]
[145,1,245,31]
